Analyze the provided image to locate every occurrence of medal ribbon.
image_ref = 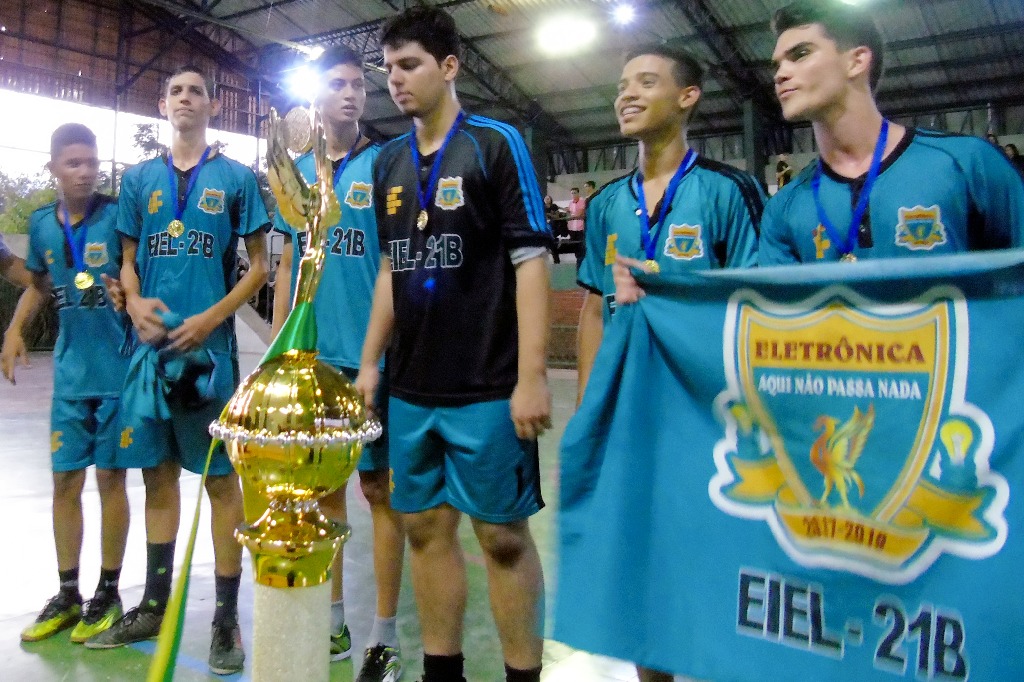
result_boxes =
[812,119,889,257]
[409,111,465,219]
[636,148,697,262]
[332,136,362,191]
[59,196,96,274]
[166,145,213,224]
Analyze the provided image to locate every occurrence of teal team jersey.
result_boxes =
[25,195,130,398]
[578,156,765,321]
[117,151,270,353]
[272,143,381,370]
[760,129,1024,265]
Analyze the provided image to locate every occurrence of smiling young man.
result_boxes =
[578,45,764,404]
[4,124,132,646]
[270,44,405,682]
[85,65,270,676]
[760,0,1024,265]
[356,6,553,682]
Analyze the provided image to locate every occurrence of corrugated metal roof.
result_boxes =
[192,0,1024,148]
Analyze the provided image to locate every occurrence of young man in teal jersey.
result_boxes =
[86,65,270,676]
[270,45,405,682]
[576,46,763,682]
[760,0,1024,264]
[2,123,132,645]
[357,7,553,682]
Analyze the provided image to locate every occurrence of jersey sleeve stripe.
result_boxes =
[467,115,548,233]
[459,130,489,182]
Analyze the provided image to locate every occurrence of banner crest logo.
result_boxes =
[711,286,1008,583]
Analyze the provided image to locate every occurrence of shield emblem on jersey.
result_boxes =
[434,177,465,211]
[895,205,947,250]
[198,188,226,215]
[710,286,1006,583]
[345,182,372,209]
[84,242,109,267]
[663,224,704,261]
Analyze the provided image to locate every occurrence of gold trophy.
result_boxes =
[208,106,380,682]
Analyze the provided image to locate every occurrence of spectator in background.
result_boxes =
[987,131,1000,146]
[567,187,585,234]
[1005,144,1024,174]
[583,180,596,198]
[545,195,567,264]
[775,154,794,190]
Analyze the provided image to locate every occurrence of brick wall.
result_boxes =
[549,288,585,369]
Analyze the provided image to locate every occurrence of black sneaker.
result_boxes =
[84,606,163,649]
[209,619,245,675]
[356,644,402,682]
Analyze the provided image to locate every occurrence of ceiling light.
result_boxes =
[287,66,320,103]
[536,15,597,56]
[612,4,635,25]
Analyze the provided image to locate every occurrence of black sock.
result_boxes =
[423,653,466,682]
[505,664,542,682]
[213,573,241,625]
[95,567,121,599]
[141,542,175,612]
[58,568,81,601]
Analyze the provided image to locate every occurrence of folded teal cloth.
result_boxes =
[121,311,217,422]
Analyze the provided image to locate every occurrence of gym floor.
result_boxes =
[0,306,666,681]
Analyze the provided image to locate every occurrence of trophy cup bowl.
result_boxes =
[209,349,381,588]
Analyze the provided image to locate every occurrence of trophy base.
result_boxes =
[252,580,331,682]
[235,498,350,588]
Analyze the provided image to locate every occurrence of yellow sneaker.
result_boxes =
[20,593,82,642]
[70,596,123,643]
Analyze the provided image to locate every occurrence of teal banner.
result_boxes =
[556,251,1024,680]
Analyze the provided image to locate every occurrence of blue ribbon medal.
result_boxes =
[166,145,213,238]
[60,197,97,290]
[409,111,465,231]
[332,136,361,192]
[636,148,698,273]
[811,119,889,262]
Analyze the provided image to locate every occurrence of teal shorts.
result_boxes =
[116,352,237,476]
[338,365,389,474]
[388,397,544,523]
[50,397,122,473]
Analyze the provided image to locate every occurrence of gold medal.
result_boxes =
[283,106,313,154]
[168,219,185,238]
[416,210,428,231]
[74,271,94,290]
[644,259,660,274]
[840,253,857,263]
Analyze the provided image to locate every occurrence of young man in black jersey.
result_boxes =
[356,6,553,682]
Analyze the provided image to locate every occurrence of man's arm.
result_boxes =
[270,235,293,338]
[167,231,269,351]
[355,257,395,414]
[1,273,48,384]
[576,291,604,406]
[120,235,170,345]
[0,251,33,289]
[511,255,552,440]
